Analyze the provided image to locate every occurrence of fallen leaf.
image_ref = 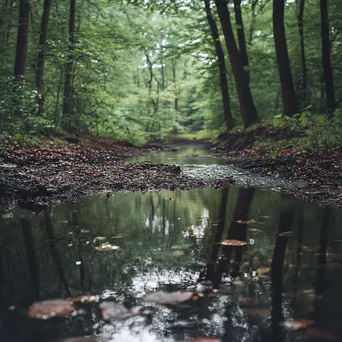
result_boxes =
[143,290,194,305]
[70,295,98,303]
[256,267,270,275]
[244,307,270,317]
[281,319,314,331]
[220,240,247,246]
[94,243,119,251]
[278,231,291,237]
[99,302,139,322]
[28,299,75,319]
[168,197,173,201]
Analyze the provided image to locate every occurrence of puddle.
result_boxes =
[1,186,342,341]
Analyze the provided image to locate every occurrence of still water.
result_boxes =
[0,149,342,342]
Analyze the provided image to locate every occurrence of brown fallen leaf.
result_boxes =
[220,240,247,247]
[70,295,98,303]
[28,299,75,319]
[281,319,314,331]
[244,307,271,317]
[143,290,194,305]
[99,302,139,322]
[278,231,291,237]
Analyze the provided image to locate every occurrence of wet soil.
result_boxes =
[214,125,342,208]
[0,136,211,212]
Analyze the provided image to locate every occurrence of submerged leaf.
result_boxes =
[244,307,271,317]
[281,319,314,331]
[220,240,247,247]
[278,231,291,237]
[99,302,139,322]
[143,290,194,305]
[28,299,75,319]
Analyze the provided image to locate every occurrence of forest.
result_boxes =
[0,0,341,144]
[1,1,342,342]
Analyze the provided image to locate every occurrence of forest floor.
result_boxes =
[1,127,341,212]
[0,136,215,212]
[214,125,342,208]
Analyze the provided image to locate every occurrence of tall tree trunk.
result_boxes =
[233,0,249,83]
[273,0,298,116]
[35,0,52,115]
[249,0,258,46]
[298,0,307,108]
[204,0,233,130]
[62,0,76,129]
[215,0,258,128]
[172,61,178,112]
[320,0,336,112]
[14,0,30,81]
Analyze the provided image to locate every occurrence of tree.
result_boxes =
[233,0,250,83]
[297,0,307,108]
[320,0,336,112]
[273,0,298,116]
[215,0,259,128]
[63,0,76,129]
[14,0,30,81]
[35,0,53,115]
[204,0,234,130]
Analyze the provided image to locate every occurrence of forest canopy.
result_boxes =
[0,0,341,144]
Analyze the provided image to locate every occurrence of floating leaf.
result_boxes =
[256,267,270,275]
[28,299,75,319]
[70,295,98,303]
[244,307,271,317]
[99,302,139,322]
[143,290,194,305]
[281,319,314,331]
[94,243,119,251]
[278,231,291,237]
[249,228,263,232]
[220,240,247,246]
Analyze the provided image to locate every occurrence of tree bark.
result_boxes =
[248,0,258,46]
[204,0,233,130]
[320,0,336,112]
[233,0,249,83]
[273,0,298,116]
[35,0,52,115]
[62,0,76,128]
[14,0,30,80]
[298,0,307,108]
[215,0,258,128]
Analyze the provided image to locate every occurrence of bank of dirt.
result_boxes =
[0,136,214,212]
[214,125,342,208]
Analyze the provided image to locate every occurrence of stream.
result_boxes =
[1,146,342,342]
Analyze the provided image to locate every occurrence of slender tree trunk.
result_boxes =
[35,0,52,115]
[14,0,30,80]
[233,0,249,83]
[62,0,76,129]
[215,0,258,128]
[249,0,258,46]
[298,0,307,108]
[273,0,298,116]
[204,0,233,130]
[172,61,178,112]
[320,0,336,112]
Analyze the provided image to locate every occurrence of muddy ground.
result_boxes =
[0,136,214,212]
[0,129,341,212]
[214,126,342,208]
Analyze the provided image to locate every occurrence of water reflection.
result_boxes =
[0,186,342,341]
